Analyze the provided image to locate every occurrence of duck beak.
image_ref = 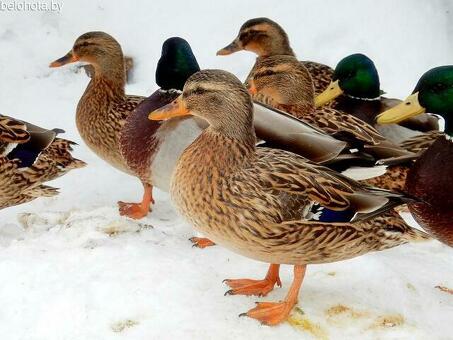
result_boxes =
[376,92,426,124]
[314,80,343,108]
[148,95,191,121]
[216,38,242,56]
[49,51,79,68]
[248,80,258,95]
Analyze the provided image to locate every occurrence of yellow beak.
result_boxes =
[49,51,79,68]
[148,95,191,121]
[314,80,343,108]
[376,92,426,124]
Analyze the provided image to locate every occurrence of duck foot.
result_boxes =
[118,184,154,220]
[189,237,216,248]
[240,265,306,326]
[118,202,150,219]
[240,301,294,326]
[224,264,281,296]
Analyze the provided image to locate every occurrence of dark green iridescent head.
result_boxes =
[156,37,200,91]
[333,53,381,99]
[414,66,453,135]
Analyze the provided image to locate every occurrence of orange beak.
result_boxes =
[148,95,191,121]
[248,80,258,95]
[49,51,80,68]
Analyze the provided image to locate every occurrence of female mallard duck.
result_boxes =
[0,115,85,209]
[49,32,360,220]
[314,53,439,141]
[217,17,333,94]
[50,31,150,218]
[376,66,453,246]
[148,69,429,325]
[246,54,415,165]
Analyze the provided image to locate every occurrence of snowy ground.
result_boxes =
[0,1,452,339]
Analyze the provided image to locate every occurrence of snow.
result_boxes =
[0,0,452,339]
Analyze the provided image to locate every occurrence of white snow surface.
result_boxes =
[1,1,453,339]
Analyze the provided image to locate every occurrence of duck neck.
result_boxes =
[88,57,126,100]
[262,41,295,57]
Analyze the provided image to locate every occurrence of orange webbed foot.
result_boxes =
[240,301,295,326]
[224,277,281,297]
[189,237,216,248]
[118,201,150,219]
[224,264,281,297]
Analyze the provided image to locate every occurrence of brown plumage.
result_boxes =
[248,55,414,164]
[217,17,333,94]
[0,115,85,209]
[50,31,155,219]
[148,70,429,325]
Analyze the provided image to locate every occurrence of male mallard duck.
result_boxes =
[377,66,453,246]
[0,115,85,209]
[148,69,429,325]
[314,53,439,138]
[217,17,333,94]
[49,32,360,220]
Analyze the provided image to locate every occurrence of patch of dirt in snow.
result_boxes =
[111,319,140,333]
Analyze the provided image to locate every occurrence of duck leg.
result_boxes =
[118,184,154,219]
[224,264,281,297]
[189,237,216,248]
[241,265,306,325]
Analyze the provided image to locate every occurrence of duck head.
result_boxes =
[248,55,314,109]
[50,31,124,79]
[315,53,381,107]
[217,17,294,57]
[156,37,200,91]
[377,66,453,136]
[149,69,253,138]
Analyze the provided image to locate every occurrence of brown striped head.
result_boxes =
[149,70,254,139]
[50,32,124,80]
[249,55,315,108]
[217,18,295,57]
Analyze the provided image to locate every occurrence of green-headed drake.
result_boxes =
[376,66,453,246]
[315,53,439,137]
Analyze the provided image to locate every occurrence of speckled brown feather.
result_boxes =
[0,116,85,209]
[169,70,429,266]
[399,130,445,154]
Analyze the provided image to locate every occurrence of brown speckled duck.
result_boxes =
[377,66,453,247]
[246,54,416,167]
[0,115,85,209]
[217,17,333,94]
[148,69,429,325]
[50,31,150,218]
[49,33,363,222]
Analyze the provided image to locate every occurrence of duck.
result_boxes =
[376,65,453,247]
[148,69,430,325]
[314,53,439,141]
[216,17,333,95]
[49,32,365,220]
[245,54,416,166]
[0,115,85,209]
